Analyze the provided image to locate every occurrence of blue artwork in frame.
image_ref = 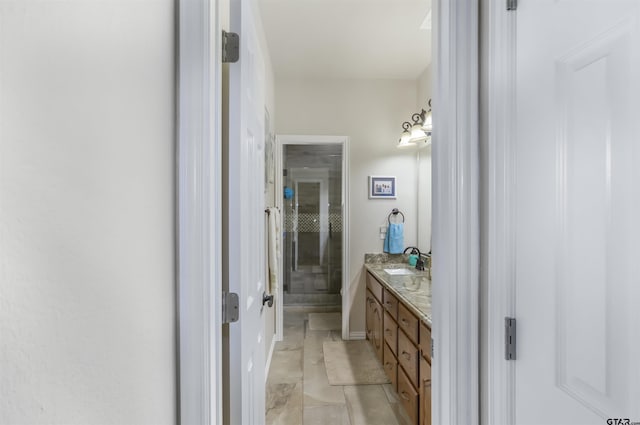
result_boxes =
[369,176,396,199]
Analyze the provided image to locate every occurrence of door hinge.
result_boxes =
[222,31,239,63]
[507,0,517,11]
[222,292,239,324]
[505,317,516,360]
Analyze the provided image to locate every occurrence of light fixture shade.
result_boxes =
[398,130,415,148]
[397,122,416,148]
[410,123,427,143]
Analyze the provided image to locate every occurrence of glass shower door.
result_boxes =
[283,144,342,306]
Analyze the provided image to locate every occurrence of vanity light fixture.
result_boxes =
[410,111,428,143]
[422,99,433,133]
[397,122,414,148]
[397,98,432,148]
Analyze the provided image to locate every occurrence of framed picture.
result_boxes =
[369,176,396,199]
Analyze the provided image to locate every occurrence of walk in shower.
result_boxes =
[282,144,343,306]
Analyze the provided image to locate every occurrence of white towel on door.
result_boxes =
[267,207,281,293]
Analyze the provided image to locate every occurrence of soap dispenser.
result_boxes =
[403,247,421,267]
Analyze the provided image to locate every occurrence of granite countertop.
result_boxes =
[364,253,432,327]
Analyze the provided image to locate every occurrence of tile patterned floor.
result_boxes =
[266,306,412,425]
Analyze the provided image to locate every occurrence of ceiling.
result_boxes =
[258,0,432,80]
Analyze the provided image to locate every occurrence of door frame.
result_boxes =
[276,135,350,340]
[480,1,516,423]
[431,0,480,423]
[176,0,481,422]
[177,0,223,424]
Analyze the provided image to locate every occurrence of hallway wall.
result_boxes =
[275,77,420,335]
[0,2,176,423]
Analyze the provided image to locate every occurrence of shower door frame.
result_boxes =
[276,135,350,340]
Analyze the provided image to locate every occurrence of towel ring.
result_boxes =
[388,208,405,224]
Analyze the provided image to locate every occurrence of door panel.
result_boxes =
[516,1,640,423]
[228,0,266,423]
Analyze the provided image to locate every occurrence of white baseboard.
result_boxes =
[265,336,277,383]
[349,331,366,340]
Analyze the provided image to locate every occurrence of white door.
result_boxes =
[227,0,267,423]
[515,1,640,423]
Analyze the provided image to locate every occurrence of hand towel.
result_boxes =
[383,222,404,254]
[267,207,281,294]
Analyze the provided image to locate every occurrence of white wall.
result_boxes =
[275,77,419,334]
[0,2,176,424]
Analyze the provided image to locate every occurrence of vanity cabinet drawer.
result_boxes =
[398,367,419,425]
[419,322,431,363]
[383,311,398,354]
[383,342,398,391]
[383,289,399,319]
[366,272,383,303]
[398,330,419,388]
[398,303,419,344]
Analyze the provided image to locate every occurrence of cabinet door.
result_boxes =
[398,366,419,425]
[383,342,398,391]
[398,303,419,344]
[366,289,375,342]
[398,330,419,388]
[383,310,398,355]
[420,356,431,425]
[383,289,399,319]
[371,296,384,363]
[366,272,383,302]
[419,322,431,362]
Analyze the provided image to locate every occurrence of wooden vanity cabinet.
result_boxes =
[398,330,420,387]
[366,271,431,425]
[383,289,399,317]
[383,310,398,353]
[366,271,385,362]
[419,322,431,363]
[383,307,398,390]
[419,356,432,425]
[419,321,432,425]
[398,303,419,344]
[398,366,419,424]
[366,272,383,303]
[383,340,398,390]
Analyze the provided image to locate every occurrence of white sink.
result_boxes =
[384,268,415,276]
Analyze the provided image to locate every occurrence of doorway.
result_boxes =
[177,0,481,423]
[283,145,342,306]
[276,135,350,338]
